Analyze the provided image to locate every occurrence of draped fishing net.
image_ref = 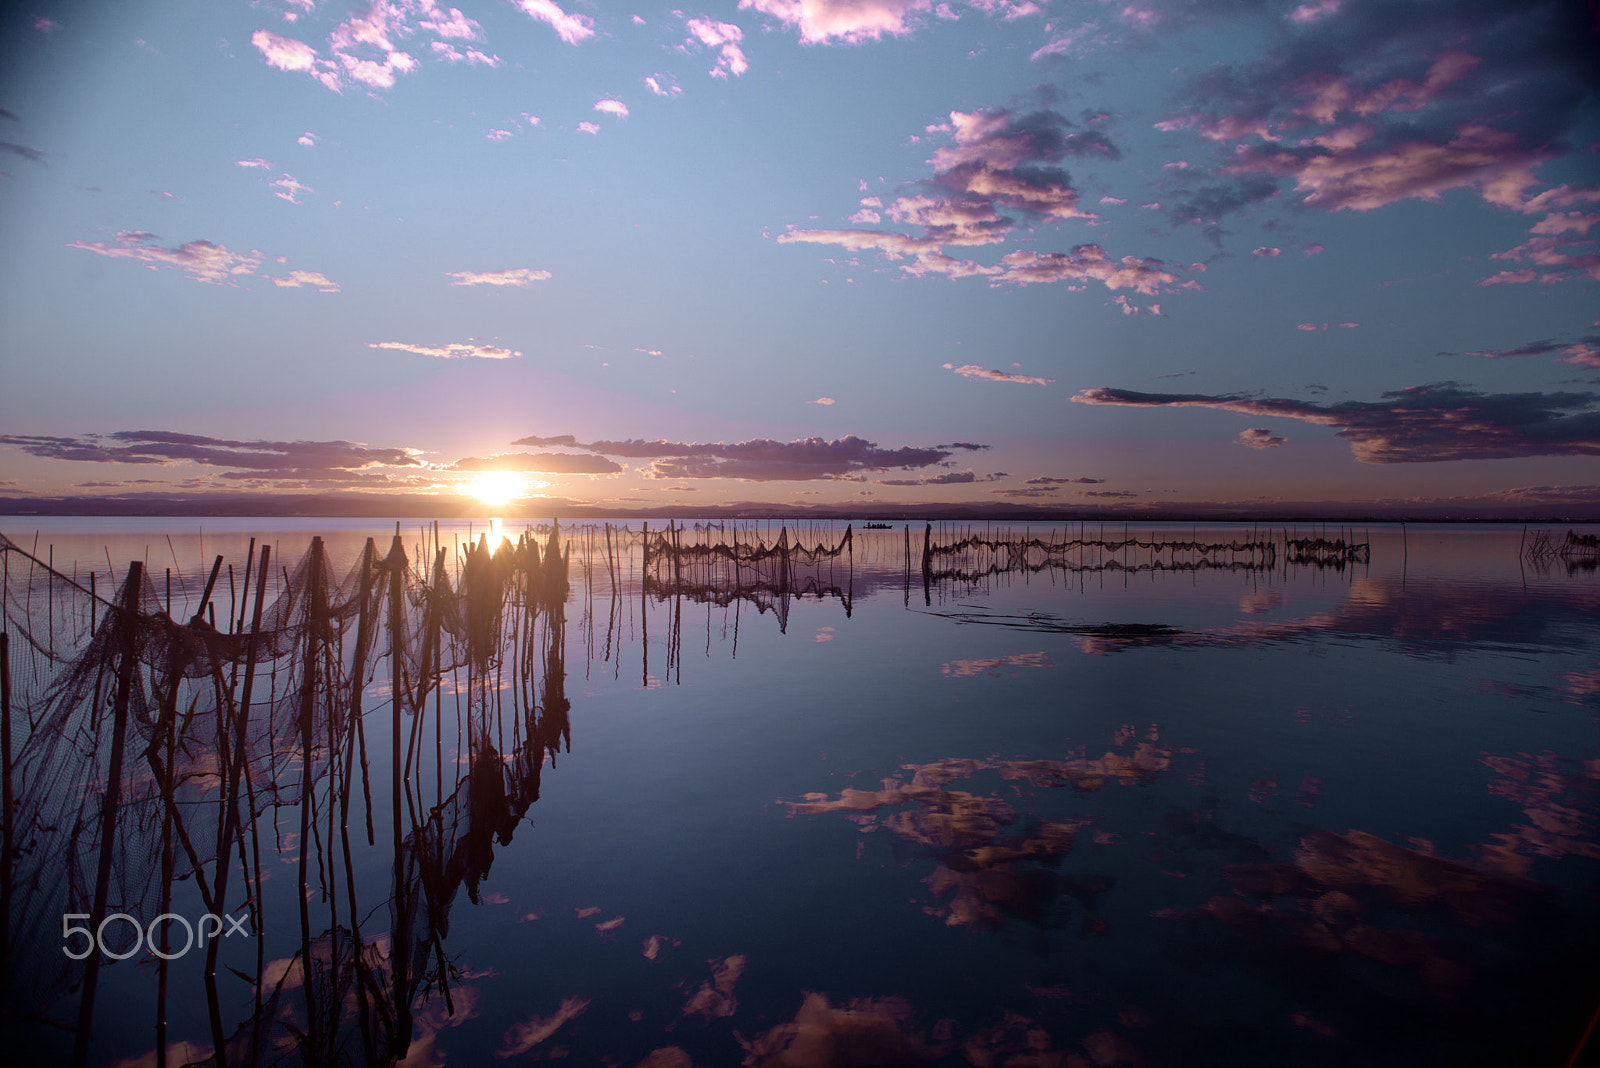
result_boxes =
[0,526,571,1064]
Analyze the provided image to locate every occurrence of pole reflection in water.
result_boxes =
[0,521,1595,1067]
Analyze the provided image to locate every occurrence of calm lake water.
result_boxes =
[1,518,1596,1067]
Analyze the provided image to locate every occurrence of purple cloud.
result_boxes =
[369,340,519,359]
[1072,382,1600,463]
[0,431,421,472]
[508,433,988,481]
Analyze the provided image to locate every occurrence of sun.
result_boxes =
[467,472,522,507]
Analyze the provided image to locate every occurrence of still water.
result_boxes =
[0,519,1595,1067]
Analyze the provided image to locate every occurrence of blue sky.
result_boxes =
[1,0,1597,517]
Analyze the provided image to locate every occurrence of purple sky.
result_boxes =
[0,0,1597,518]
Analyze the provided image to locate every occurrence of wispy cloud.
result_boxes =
[369,340,520,359]
[1025,475,1104,485]
[1072,383,1600,463]
[447,267,552,287]
[576,121,600,135]
[943,362,1054,385]
[68,231,264,285]
[273,269,340,292]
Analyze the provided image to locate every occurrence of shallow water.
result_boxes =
[1,519,1596,1067]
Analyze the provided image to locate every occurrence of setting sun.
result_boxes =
[467,472,522,507]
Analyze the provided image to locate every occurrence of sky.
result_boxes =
[0,0,1597,519]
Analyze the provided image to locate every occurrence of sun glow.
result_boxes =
[467,472,523,507]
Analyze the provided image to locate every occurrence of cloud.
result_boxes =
[1154,1,1599,227]
[235,157,272,169]
[0,142,45,164]
[686,18,749,78]
[0,431,422,472]
[876,469,993,486]
[447,267,552,287]
[449,453,622,474]
[1252,246,1282,257]
[811,397,836,404]
[995,246,1182,293]
[369,340,520,359]
[269,174,312,203]
[1025,475,1104,484]
[1237,427,1289,449]
[68,231,263,285]
[594,98,629,119]
[251,30,338,90]
[645,74,681,97]
[507,434,988,481]
[273,269,340,292]
[738,0,934,43]
[511,0,594,44]
[778,104,1186,298]
[1072,382,1600,463]
[942,362,1054,385]
[577,121,600,135]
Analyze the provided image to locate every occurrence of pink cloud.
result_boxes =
[1303,242,1325,256]
[273,269,340,292]
[432,41,499,64]
[269,174,312,203]
[370,340,520,359]
[296,132,317,147]
[235,157,272,169]
[943,363,1054,385]
[996,246,1180,294]
[686,18,749,77]
[485,128,513,140]
[594,99,629,119]
[576,121,600,135]
[811,397,836,405]
[447,268,552,287]
[251,30,340,91]
[512,0,594,44]
[1237,428,1288,449]
[1560,344,1600,369]
[1228,124,1550,212]
[1297,323,1323,331]
[32,16,62,34]
[1100,195,1127,205]
[738,0,933,43]
[68,231,264,285]
[1288,0,1341,23]
[1252,246,1282,257]
[645,75,681,97]
[1293,52,1481,126]
[1476,268,1539,286]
